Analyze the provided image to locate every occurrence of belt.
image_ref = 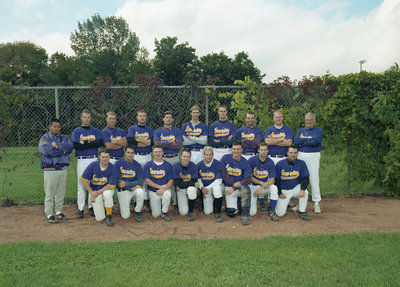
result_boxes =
[164,154,178,158]
[136,152,151,156]
[270,155,285,158]
[110,156,122,160]
[190,148,203,152]
[215,147,230,149]
[43,166,67,171]
[243,152,256,156]
[77,155,96,159]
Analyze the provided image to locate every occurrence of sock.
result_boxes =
[269,199,277,211]
[215,197,223,213]
[105,207,112,215]
[237,197,241,210]
[188,199,196,213]
[259,198,265,205]
[314,202,319,206]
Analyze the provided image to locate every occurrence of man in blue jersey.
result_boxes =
[72,109,103,219]
[115,145,145,222]
[221,141,252,225]
[81,149,118,227]
[101,111,127,164]
[294,112,323,214]
[275,146,311,221]
[39,118,73,223]
[236,110,263,160]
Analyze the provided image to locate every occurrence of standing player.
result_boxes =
[248,143,279,221]
[154,111,183,213]
[173,149,199,221]
[197,147,224,223]
[221,141,252,225]
[144,145,174,221]
[114,145,145,222]
[236,110,263,160]
[39,118,73,223]
[81,149,118,227]
[275,146,311,221]
[208,105,236,161]
[127,110,154,212]
[294,112,323,214]
[182,105,208,164]
[101,111,127,164]
[72,109,103,219]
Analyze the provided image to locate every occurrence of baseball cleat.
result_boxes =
[134,212,144,223]
[47,215,59,224]
[187,212,194,221]
[215,212,223,223]
[241,215,251,225]
[143,200,151,212]
[259,200,267,212]
[56,213,68,221]
[299,211,311,221]
[314,205,321,214]
[269,211,280,222]
[105,215,114,227]
[76,209,84,219]
[161,212,172,222]
[88,207,95,217]
[173,205,179,214]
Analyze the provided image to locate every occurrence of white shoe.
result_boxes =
[292,204,299,212]
[314,204,321,214]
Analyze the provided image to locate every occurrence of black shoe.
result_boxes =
[76,209,84,219]
[106,215,114,227]
[299,211,311,221]
[134,212,144,223]
[88,207,95,217]
[161,212,172,222]
[143,200,151,212]
[216,212,223,223]
[259,200,267,212]
[47,215,59,224]
[173,205,179,214]
[241,215,250,225]
[269,211,280,222]
[187,212,194,221]
[56,213,68,221]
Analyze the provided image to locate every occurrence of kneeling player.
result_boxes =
[81,149,117,227]
[173,149,199,221]
[115,145,145,222]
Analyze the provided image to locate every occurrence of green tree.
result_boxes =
[153,36,197,85]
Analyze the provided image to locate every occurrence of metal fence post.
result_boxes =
[205,89,209,125]
[55,87,59,119]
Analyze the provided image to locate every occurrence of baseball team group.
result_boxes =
[39,105,322,227]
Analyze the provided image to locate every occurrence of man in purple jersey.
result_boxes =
[221,141,252,225]
[115,145,145,222]
[197,146,224,223]
[154,111,183,214]
[294,112,323,214]
[173,149,199,221]
[101,112,127,164]
[81,149,118,227]
[208,105,236,161]
[248,143,279,221]
[236,110,263,160]
[71,109,103,219]
[39,118,73,224]
[275,146,311,221]
[144,145,174,222]
[127,110,154,213]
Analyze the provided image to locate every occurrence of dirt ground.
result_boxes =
[1,195,399,243]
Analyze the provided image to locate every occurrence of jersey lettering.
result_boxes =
[160,134,176,142]
[150,168,166,178]
[253,168,269,179]
[214,127,230,137]
[119,167,136,178]
[299,133,313,139]
[135,131,149,139]
[225,164,242,177]
[270,132,287,139]
[179,173,192,182]
[91,175,108,185]
[185,126,203,136]
[80,134,96,141]
[241,132,255,140]
[199,170,215,181]
[280,169,300,180]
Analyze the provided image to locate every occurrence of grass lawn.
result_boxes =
[1,232,399,286]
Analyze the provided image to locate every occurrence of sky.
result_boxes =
[1,0,399,82]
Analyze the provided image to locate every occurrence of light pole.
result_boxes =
[359,60,367,72]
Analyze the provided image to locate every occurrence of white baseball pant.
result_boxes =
[77,157,97,210]
[213,147,231,162]
[202,181,223,215]
[176,186,197,216]
[190,150,204,164]
[117,188,144,219]
[268,156,286,166]
[242,154,256,161]
[44,169,67,217]
[149,189,172,218]
[93,189,114,221]
[276,185,309,216]
[249,184,278,216]
[297,151,321,203]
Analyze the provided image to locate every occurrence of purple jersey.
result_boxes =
[114,158,144,182]
[221,154,252,187]
[154,126,183,156]
[173,161,198,181]
[264,125,294,156]
[294,127,323,152]
[248,155,276,182]
[236,125,263,154]
[81,161,117,191]
[209,120,236,147]
[181,121,208,151]
[275,159,309,190]
[71,126,102,157]
[144,160,173,192]
[101,127,127,157]
[197,159,222,186]
[127,125,154,155]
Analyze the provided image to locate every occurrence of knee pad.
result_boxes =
[226,208,238,218]
[187,186,197,200]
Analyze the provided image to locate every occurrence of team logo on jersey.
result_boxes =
[185,126,203,136]
[253,168,268,179]
[51,141,59,148]
[160,134,176,142]
[110,135,122,141]
[214,127,230,137]
[179,173,192,182]
[150,168,166,178]
[91,175,108,185]
[299,133,312,139]
[280,169,300,180]
[226,164,242,177]
[80,134,96,142]
[135,131,149,139]
[199,170,215,181]
[120,167,136,178]
[270,132,286,139]
[241,132,255,140]
[41,140,47,145]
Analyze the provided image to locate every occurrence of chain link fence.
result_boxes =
[2,85,354,204]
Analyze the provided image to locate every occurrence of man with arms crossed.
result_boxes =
[101,111,127,164]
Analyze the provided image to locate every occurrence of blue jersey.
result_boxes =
[294,127,323,152]
[197,159,222,186]
[173,161,198,181]
[39,132,73,169]
[264,125,294,156]
[114,158,144,182]
[209,120,236,147]
[101,127,127,157]
[127,125,154,155]
[236,125,263,154]
[81,161,118,191]
[248,155,276,182]
[154,126,183,156]
[275,159,309,190]
[144,160,173,192]
[181,121,208,151]
[221,154,252,187]
[71,126,102,157]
